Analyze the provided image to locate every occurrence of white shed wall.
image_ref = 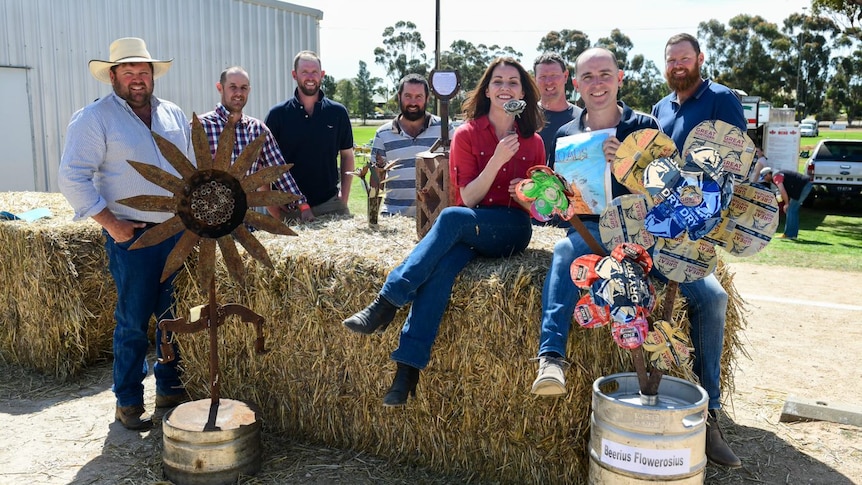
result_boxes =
[0,0,322,192]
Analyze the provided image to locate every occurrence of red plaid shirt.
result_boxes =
[198,104,307,207]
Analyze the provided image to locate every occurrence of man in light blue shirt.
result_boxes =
[58,37,193,431]
[370,74,445,217]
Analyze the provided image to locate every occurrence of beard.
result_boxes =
[299,82,319,97]
[666,64,702,93]
[401,100,425,121]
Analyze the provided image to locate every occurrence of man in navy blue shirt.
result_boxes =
[266,51,355,218]
[652,33,746,469]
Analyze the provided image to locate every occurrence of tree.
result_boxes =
[438,40,522,116]
[537,29,591,65]
[335,79,356,116]
[783,11,840,120]
[322,74,337,98]
[354,61,381,124]
[373,21,429,88]
[596,29,666,112]
[697,15,786,98]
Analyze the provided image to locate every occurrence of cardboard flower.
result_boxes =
[514,165,576,222]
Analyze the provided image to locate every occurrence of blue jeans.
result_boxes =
[105,227,184,407]
[384,206,532,369]
[783,182,813,238]
[538,221,728,410]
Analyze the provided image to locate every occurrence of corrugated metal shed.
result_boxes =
[0,0,322,192]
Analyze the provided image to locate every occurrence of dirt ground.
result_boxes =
[1,261,861,485]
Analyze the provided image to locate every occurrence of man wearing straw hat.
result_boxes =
[58,37,193,431]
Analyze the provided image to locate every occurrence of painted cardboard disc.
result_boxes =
[702,182,780,257]
[683,146,735,210]
[612,129,678,196]
[652,235,718,283]
[682,119,756,182]
[599,194,655,251]
[643,158,723,240]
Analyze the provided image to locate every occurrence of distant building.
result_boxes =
[0,0,321,192]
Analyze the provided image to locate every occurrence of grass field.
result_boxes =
[347,124,862,273]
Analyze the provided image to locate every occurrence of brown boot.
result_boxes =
[115,404,153,431]
[706,410,741,468]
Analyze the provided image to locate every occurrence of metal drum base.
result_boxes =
[589,373,707,484]
[162,398,262,485]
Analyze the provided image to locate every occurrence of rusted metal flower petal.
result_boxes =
[218,234,246,285]
[247,190,300,208]
[152,132,196,180]
[161,230,201,282]
[191,115,213,171]
[232,224,274,269]
[227,132,266,179]
[240,165,291,193]
[116,194,178,213]
[244,210,297,236]
[129,215,185,250]
[126,160,186,194]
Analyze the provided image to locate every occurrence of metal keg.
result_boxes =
[162,398,262,485]
[589,373,708,484]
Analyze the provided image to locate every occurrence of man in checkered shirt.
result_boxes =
[199,66,314,222]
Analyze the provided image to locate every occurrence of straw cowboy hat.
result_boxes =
[88,37,173,84]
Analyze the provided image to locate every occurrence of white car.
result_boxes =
[799,121,819,137]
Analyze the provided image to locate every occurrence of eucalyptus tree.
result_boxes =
[596,29,666,112]
[438,40,522,116]
[355,61,382,123]
[374,21,430,89]
[783,11,840,119]
[697,15,786,100]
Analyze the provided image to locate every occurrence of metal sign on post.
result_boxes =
[416,69,460,238]
[429,69,460,151]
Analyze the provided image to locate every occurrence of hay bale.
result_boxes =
[0,192,116,379]
[172,215,747,484]
[0,191,746,480]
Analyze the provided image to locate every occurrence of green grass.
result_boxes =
[725,198,862,272]
[346,124,862,273]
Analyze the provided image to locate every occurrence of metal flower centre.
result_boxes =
[179,169,248,238]
[192,180,235,226]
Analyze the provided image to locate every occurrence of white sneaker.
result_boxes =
[531,356,567,396]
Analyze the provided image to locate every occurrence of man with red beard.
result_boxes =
[199,66,313,223]
[652,33,746,469]
[266,51,355,217]
[369,74,447,216]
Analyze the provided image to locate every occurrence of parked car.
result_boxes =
[804,139,862,207]
[799,121,819,137]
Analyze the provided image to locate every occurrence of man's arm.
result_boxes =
[339,147,355,202]
[91,208,145,243]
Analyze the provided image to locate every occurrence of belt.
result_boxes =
[129,220,159,229]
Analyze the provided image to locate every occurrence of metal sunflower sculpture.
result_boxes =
[118,114,299,288]
[117,114,298,410]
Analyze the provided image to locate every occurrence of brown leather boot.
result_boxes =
[706,410,741,468]
[115,404,153,431]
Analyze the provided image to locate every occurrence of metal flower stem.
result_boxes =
[568,213,658,395]
[208,276,220,407]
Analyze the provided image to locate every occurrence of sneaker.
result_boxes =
[531,356,567,396]
[155,391,192,409]
[115,404,153,431]
[777,233,796,240]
